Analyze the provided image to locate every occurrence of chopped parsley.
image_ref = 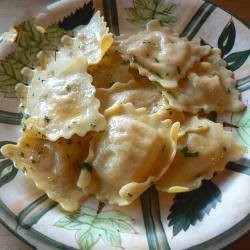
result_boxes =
[127,193,133,197]
[44,115,50,123]
[20,152,25,158]
[22,123,27,132]
[180,146,199,157]
[90,123,96,129]
[109,81,115,87]
[227,88,231,94]
[23,113,30,120]
[31,159,39,164]
[66,85,71,91]
[177,66,181,75]
[142,40,156,46]
[199,108,205,114]
[21,167,27,174]
[82,162,92,172]
[198,125,203,128]
[131,56,138,64]
[154,57,159,63]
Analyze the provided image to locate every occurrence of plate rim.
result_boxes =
[0,0,249,249]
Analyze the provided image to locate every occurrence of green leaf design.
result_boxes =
[55,206,135,249]
[226,162,250,176]
[0,20,71,97]
[232,108,250,147]
[168,180,221,236]
[58,0,95,30]
[225,50,250,71]
[76,228,99,250]
[126,0,176,28]
[0,159,18,187]
[218,19,236,57]
[141,186,170,250]
[0,141,15,159]
[0,110,22,125]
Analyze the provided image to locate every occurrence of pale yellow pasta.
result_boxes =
[118,20,210,89]
[16,55,106,141]
[163,48,245,113]
[70,11,113,65]
[156,118,245,192]
[96,79,186,122]
[1,135,90,212]
[78,103,179,205]
[88,45,134,88]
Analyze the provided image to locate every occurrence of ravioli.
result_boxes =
[88,45,134,88]
[69,11,113,65]
[16,55,106,141]
[78,103,179,205]
[96,79,187,122]
[1,135,90,212]
[163,48,245,114]
[118,20,210,89]
[156,118,245,192]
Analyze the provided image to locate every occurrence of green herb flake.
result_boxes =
[227,88,231,94]
[31,159,38,164]
[20,152,25,158]
[198,125,203,128]
[127,193,133,197]
[143,40,156,46]
[180,146,199,157]
[44,115,50,123]
[66,85,71,91]
[131,56,138,64]
[22,124,27,132]
[21,167,27,174]
[177,66,181,75]
[109,81,115,87]
[25,143,30,147]
[90,123,96,129]
[82,162,92,172]
[154,57,159,63]
[200,108,205,113]
[23,113,30,119]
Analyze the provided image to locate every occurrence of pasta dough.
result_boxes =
[1,135,90,212]
[163,48,245,113]
[68,11,113,65]
[78,103,179,205]
[156,118,245,192]
[88,45,134,88]
[118,20,210,89]
[16,55,106,141]
[96,79,187,122]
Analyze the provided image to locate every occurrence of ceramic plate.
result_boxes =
[0,0,249,249]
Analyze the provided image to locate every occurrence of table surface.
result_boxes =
[0,0,249,249]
